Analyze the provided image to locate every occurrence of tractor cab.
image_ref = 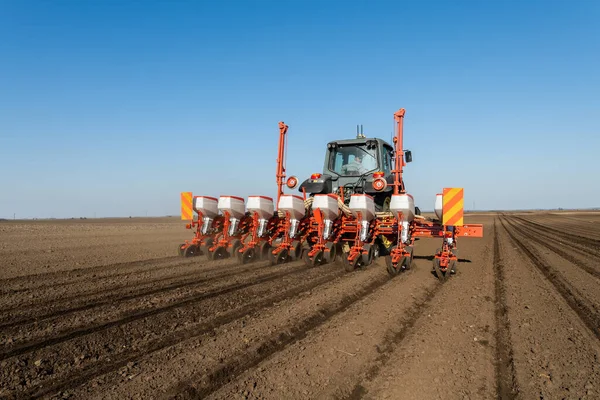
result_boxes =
[299,135,413,212]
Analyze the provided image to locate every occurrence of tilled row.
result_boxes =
[1,260,343,397]
[495,215,600,399]
[500,215,600,340]
[69,261,425,400]
[0,256,198,295]
[513,215,600,255]
[0,258,261,328]
[521,214,600,242]
[508,216,600,279]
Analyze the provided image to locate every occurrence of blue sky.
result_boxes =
[1,0,598,218]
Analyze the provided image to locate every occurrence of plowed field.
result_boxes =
[1,212,599,399]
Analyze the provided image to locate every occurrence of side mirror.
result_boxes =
[405,150,412,163]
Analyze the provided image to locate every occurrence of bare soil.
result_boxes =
[1,212,599,399]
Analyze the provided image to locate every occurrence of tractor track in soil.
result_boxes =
[0,258,271,329]
[168,272,398,400]
[4,215,600,399]
[491,218,518,399]
[343,281,444,400]
[22,263,346,399]
[0,260,320,362]
[499,215,600,340]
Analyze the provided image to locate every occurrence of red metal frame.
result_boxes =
[276,121,289,205]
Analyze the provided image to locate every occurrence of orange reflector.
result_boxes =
[372,178,387,191]
[286,176,299,189]
[373,171,384,178]
[311,173,322,180]
[185,223,192,229]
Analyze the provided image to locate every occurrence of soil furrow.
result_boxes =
[515,216,600,246]
[499,215,600,340]
[512,215,600,257]
[0,256,178,290]
[24,268,345,399]
[343,281,443,399]
[0,259,268,329]
[0,263,314,361]
[507,217,600,280]
[492,218,519,399]
[166,272,396,399]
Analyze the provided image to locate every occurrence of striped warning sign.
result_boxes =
[181,192,193,220]
[442,188,464,226]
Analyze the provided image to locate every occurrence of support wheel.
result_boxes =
[258,241,271,261]
[310,251,324,267]
[183,245,199,258]
[432,258,446,282]
[238,247,256,264]
[229,239,243,257]
[213,246,229,260]
[343,254,359,272]
[203,238,215,261]
[324,242,337,263]
[402,246,414,270]
[386,252,400,276]
[271,249,288,265]
[290,240,303,261]
[361,244,375,267]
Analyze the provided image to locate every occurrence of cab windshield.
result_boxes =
[329,144,379,176]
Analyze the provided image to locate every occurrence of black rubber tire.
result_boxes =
[203,238,215,261]
[290,240,302,261]
[432,258,446,282]
[343,254,359,272]
[361,244,374,266]
[183,245,198,258]
[230,239,243,257]
[312,250,324,266]
[213,246,229,260]
[239,248,255,264]
[324,242,337,263]
[258,241,271,261]
[272,249,288,265]
[302,250,312,267]
[403,246,414,270]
